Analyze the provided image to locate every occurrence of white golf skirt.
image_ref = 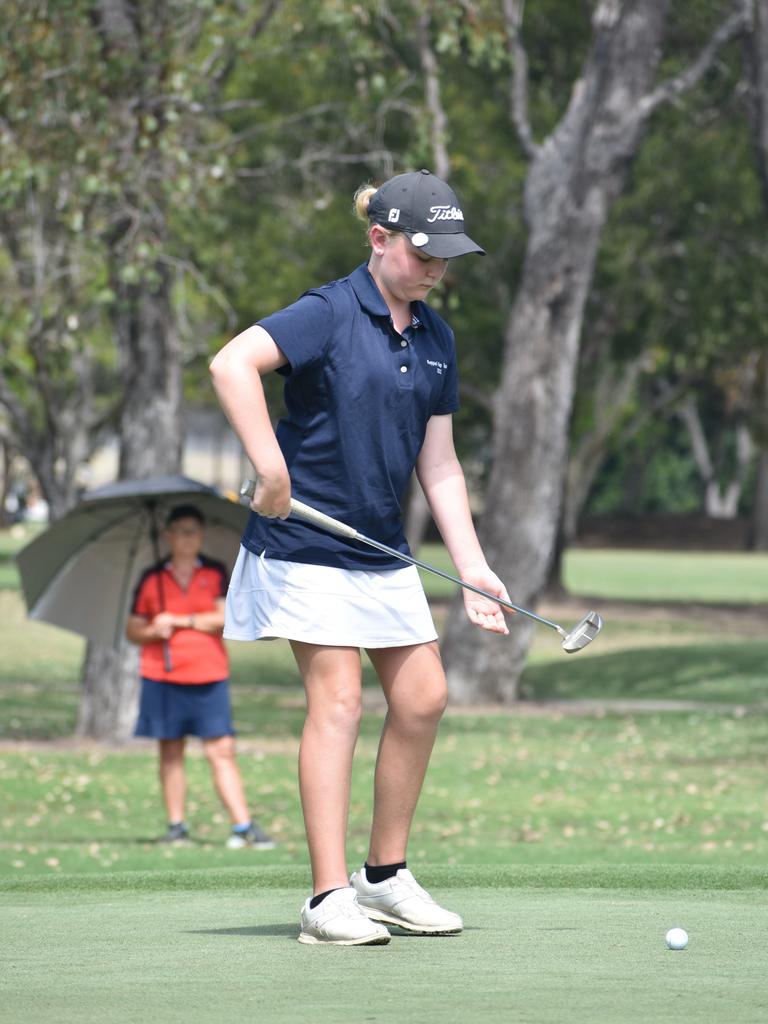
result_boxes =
[224,546,438,648]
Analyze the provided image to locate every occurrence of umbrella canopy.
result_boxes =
[16,475,248,648]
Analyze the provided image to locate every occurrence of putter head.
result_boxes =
[561,611,603,654]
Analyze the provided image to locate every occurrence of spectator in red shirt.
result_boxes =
[126,504,275,849]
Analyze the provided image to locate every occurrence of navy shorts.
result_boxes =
[134,678,235,740]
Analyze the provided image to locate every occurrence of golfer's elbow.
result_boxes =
[209,346,237,386]
[210,325,287,384]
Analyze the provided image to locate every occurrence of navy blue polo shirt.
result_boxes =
[241,263,460,569]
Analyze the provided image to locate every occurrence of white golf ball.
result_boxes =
[665,927,688,950]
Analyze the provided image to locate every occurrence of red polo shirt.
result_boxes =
[131,557,229,684]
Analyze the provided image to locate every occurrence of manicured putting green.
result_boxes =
[3,871,765,1024]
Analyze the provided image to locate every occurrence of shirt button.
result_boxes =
[400,366,408,373]
[400,340,407,347]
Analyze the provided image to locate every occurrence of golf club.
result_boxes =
[240,480,603,654]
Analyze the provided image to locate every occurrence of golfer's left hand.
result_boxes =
[460,564,511,635]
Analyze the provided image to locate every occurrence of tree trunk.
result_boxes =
[75,0,188,740]
[0,439,11,528]
[744,1,768,547]
[444,1,675,703]
[443,0,747,702]
[678,398,754,519]
[744,0,768,207]
[77,643,142,740]
[751,446,768,549]
[546,349,648,593]
[77,267,183,740]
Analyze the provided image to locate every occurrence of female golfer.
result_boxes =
[210,169,509,945]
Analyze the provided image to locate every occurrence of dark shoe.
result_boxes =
[159,822,190,844]
[226,822,276,850]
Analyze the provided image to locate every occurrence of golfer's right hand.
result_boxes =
[249,469,291,519]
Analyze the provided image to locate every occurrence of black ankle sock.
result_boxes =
[309,887,343,910]
[364,860,406,884]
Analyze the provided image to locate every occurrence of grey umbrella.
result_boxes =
[16,475,248,649]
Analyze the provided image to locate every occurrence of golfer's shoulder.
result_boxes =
[302,272,358,317]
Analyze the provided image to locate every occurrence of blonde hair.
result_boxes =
[353,184,378,222]
[353,183,396,250]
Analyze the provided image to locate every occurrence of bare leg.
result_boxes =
[365,642,448,865]
[203,735,250,825]
[291,642,363,896]
[159,738,187,823]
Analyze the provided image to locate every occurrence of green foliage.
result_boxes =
[1,0,765,519]
[574,22,767,517]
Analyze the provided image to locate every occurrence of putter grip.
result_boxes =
[240,479,358,540]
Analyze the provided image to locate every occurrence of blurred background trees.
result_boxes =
[1,0,765,722]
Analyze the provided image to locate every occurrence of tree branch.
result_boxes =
[500,0,538,159]
[638,0,752,119]
[0,372,36,449]
[743,0,768,208]
[677,396,714,483]
[415,4,451,179]
[206,0,283,94]
[92,0,139,50]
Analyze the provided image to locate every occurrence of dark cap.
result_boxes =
[367,169,485,259]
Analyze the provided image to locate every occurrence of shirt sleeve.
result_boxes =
[433,337,460,415]
[131,571,156,618]
[257,293,334,376]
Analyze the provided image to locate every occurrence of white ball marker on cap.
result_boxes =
[411,232,429,247]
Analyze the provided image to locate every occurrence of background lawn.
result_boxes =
[416,543,768,604]
[2,526,768,1022]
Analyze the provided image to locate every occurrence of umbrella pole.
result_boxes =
[148,503,173,673]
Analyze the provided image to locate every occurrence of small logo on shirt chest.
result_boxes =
[426,359,448,375]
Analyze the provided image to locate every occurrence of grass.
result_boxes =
[3,706,768,875]
[564,547,768,603]
[3,526,768,1021]
[520,640,768,703]
[2,878,767,1024]
[414,543,768,604]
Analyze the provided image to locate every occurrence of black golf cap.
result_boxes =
[367,169,485,259]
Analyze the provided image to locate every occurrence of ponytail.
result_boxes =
[353,184,377,222]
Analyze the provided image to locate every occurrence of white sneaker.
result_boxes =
[350,867,463,935]
[298,887,391,946]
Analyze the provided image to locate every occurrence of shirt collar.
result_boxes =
[349,263,390,318]
[349,263,424,329]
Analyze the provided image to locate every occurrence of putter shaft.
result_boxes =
[240,480,568,637]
